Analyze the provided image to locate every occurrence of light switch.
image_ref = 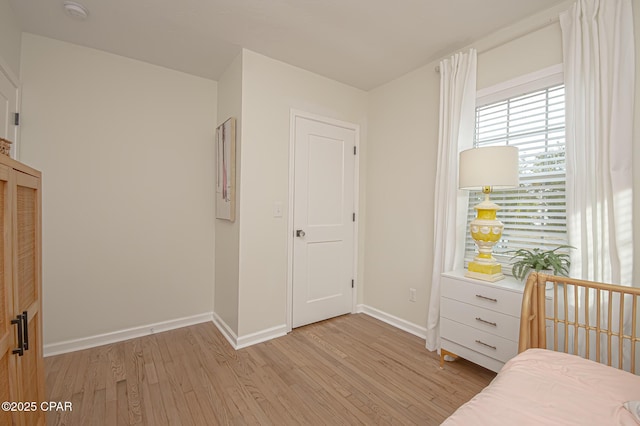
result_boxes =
[273,202,283,217]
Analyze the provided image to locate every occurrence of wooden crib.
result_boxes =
[519,271,640,373]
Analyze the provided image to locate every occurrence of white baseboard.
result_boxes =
[211,311,239,348]
[356,304,427,339]
[43,312,214,357]
[236,324,288,349]
[214,306,422,350]
[212,312,288,350]
[44,307,424,357]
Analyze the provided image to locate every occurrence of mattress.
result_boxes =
[443,348,640,425]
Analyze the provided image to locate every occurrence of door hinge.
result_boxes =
[14,113,19,126]
[353,146,357,155]
[352,213,356,222]
[351,279,354,288]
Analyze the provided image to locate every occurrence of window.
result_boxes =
[464,68,568,271]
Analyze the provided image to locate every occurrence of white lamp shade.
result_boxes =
[459,146,519,190]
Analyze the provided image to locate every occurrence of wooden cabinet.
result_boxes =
[0,157,44,426]
[440,270,523,373]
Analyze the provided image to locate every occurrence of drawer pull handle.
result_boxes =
[475,340,497,350]
[475,317,497,327]
[475,294,498,302]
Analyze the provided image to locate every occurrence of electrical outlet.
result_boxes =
[409,288,417,302]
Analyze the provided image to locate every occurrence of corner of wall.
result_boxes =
[214,49,243,336]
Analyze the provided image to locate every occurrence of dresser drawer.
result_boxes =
[441,318,518,362]
[441,275,522,317]
[440,297,520,341]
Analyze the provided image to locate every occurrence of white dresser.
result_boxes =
[440,270,524,372]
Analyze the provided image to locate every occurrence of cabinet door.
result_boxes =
[0,165,17,425]
[13,171,44,426]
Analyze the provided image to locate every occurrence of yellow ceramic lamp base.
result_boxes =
[465,194,505,282]
[465,261,504,282]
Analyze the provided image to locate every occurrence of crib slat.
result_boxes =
[632,295,637,374]
[619,293,624,369]
[585,288,590,360]
[607,290,613,367]
[596,289,601,364]
[564,284,569,353]
[554,283,559,351]
[574,284,579,355]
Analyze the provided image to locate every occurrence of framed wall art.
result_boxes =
[216,117,236,221]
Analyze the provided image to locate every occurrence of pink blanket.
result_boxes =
[443,349,640,425]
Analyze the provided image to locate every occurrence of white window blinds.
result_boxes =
[464,83,568,267]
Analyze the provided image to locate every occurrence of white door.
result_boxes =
[292,115,356,328]
[0,67,18,159]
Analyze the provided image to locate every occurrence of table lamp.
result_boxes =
[459,146,519,282]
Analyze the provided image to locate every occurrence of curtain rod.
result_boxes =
[434,14,560,73]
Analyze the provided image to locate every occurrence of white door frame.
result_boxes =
[0,54,21,160]
[286,109,360,332]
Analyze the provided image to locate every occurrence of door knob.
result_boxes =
[296,229,306,237]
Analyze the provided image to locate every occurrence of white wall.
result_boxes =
[365,66,440,329]
[0,0,22,78]
[19,34,217,345]
[214,53,242,334]
[237,49,368,337]
[476,23,562,90]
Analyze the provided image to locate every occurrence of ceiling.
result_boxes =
[9,0,568,91]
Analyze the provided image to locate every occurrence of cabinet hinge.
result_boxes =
[351,279,354,288]
[352,213,356,222]
[14,113,19,126]
[353,146,357,155]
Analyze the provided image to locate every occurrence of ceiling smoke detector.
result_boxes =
[63,1,89,20]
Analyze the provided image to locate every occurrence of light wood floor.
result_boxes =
[45,314,495,425]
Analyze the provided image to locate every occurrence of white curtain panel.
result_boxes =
[560,0,635,370]
[426,49,477,351]
[561,0,635,286]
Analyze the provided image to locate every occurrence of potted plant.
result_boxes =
[509,245,574,281]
